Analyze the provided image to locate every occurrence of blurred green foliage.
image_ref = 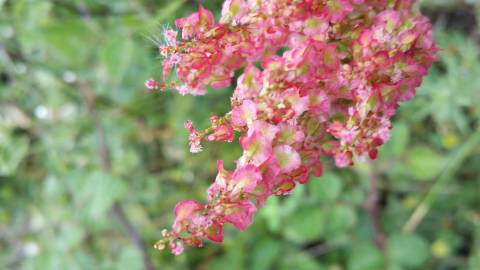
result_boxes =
[0,0,479,269]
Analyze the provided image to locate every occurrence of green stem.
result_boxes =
[403,127,480,233]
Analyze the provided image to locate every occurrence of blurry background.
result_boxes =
[0,0,479,269]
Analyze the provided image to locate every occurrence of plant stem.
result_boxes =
[403,128,480,233]
[79,82,155,270]
[365,167,387,251]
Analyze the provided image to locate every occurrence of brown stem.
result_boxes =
[79,82,155,270]
[364,168,387,251]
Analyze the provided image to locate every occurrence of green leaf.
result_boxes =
[389,234,430,268]
[261,196,281,233]
[154,0,187,22]
[406,146,446,181]
[309,172,343,202]
[278,251,326,270]
[116,246,143,270]
[283,204,326,243]
[251,239,281,270]
[0,134,29,176]
[381,122,409,157]
[56,222,85,250]
[348,242,384,270]
[282,184,306,215]
[75,171,127,220]
[209,244,246,270]
[100,36,134,83]
[324,205,356,237]
[40,20,97,68]
[468,249,480,270]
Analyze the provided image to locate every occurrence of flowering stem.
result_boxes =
[149,1,438,254]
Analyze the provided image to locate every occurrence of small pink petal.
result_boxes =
[273,145,301,173]
[232,100,257,127]
[206,222,224,243]
[230,164,262,194]
[170,241,184,256]
[174,200,202,222]
[334,151,353,168]
[240,131,273,166]
[145,79,158,89]
[224,200,256,231]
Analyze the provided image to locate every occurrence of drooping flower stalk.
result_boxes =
[148,0,437,255]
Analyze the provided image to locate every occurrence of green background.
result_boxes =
[0,0,479,269]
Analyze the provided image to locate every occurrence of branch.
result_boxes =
[79,82,155,270]
[364,167,387,251]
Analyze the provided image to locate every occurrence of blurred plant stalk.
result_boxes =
[79,81,155,270]
[403,126,480,233]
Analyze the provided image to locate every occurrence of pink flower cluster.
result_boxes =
[149,0,437,255]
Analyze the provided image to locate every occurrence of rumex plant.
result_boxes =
[147,0,437,255]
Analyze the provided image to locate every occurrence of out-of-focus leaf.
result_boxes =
[56,222,85,251]
[208,243,245,270]
[348,242,384,270]
[381,122,410,157]
[324,205,356,237]
[154,0,187,22]
[116,246,143,270]
[309,172,343,202]
[278,251,326,270]
[0,134,29,175]
[74,171,127,220]
[283,204,326,243]
[406,146,446,181]
[282,184,306,215]
[251,238,281,270]
[389,234,430,268]
[415,32,480,133]
[100,36,133,83]
[41,20,97,68]
[468,250,480,270]
[261,196,281,233]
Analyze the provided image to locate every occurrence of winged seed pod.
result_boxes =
[148,0,437,255]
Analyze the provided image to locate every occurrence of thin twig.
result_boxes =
[79,82,155,270]
[364,166,387,251]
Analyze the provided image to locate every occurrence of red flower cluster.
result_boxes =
[148,0,437,255]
